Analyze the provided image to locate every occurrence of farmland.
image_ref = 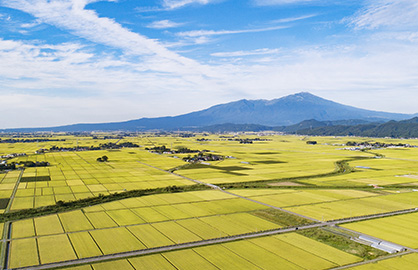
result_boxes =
[1,133,418,269]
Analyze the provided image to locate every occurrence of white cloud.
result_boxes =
[271,14,317,24]
[349,0,418,30]
[178,25,289,38]
[0,0,201,74]
[1,0,418,129]
[147,19,184,29]
[1,35,418,128]
[211,48,280,57]
[162,0,213,10]
[254,0,315,6]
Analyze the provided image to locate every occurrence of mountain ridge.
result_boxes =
[1,92,416,132]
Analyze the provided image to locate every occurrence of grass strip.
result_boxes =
[297,228,387,260]
[252,208,314,227]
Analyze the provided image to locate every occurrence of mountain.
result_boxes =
[190,123,272,133]
[1,92,416,132]
[296,117,418,138]
[273,119,378,133]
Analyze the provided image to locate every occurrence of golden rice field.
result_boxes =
[57,233,362,270]
[342,212,418,249]
[346,253,418,270]
[1,133,418,269]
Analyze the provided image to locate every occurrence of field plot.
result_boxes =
[175,149,351,184]
[6,189,281,268]
[163,249,218,270]
[8,147,192,211]
[37,234,77,264]
[342,212,418,248]
[69,232,103,258]
[8,238,39,268]
[128,224,174,248]
[0,170,20,212]
[69,232,361,270]
[92,259,135,270]
[11,218,35,239]
[275,233,362,266]
[346,253,418,269]
[285,191,418,221]
[3,135,418,269]
[300,151,418,187]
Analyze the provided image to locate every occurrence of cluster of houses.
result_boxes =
[344,141,416,150]
[36,142,140,154]
[145,146,200,155]
[182,152,224,163]
[0,153,27,171]
[223,137,271,144]
[0,153,27,159]
[0,138,65,143]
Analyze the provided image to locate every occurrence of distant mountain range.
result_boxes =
[294,117,418,138]
[2,92,417,134]
[191,118,418,138]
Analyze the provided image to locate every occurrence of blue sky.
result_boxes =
[0,0,418,128]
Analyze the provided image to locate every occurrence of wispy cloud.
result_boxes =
[1,0,418,129]
[147,19,184,29]
[211,48,280,57]
[178,25,289,38]
[137,0,218,12]
[0,0,200,73]
[0,37,224,127]
[253,0,316,6]
[162,0,214,10]
[348,0,418,30]
[0,13,11,21]
[271,14,317,24]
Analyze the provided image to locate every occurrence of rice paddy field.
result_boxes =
[342,212,418,249]
[346,253,418,270]
[1,133,418,269]
[7,189,283,268]
[57,233,363,270]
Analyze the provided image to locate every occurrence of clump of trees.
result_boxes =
[183,152,223,163]
[0,162,16,171]
[38,142,140,154]
[19,161,50,167]
[0,138,65,143]
[346,141,414,148]
[96,155,109,162]
[1,160,50,171]
[145,145,200,154]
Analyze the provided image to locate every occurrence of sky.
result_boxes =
[0,0,418,128]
